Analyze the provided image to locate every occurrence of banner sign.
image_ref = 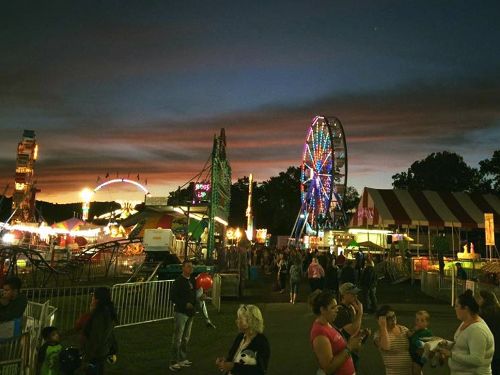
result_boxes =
[485,213,495,246]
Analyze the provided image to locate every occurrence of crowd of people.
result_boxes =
[1,247,499,375]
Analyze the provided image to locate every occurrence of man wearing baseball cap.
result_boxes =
[333,282,366,370]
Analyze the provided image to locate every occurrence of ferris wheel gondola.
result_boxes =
[291,115,348,244]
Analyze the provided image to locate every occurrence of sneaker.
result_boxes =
[206,321,217,329]
[169,363,182,371]
[179,360,192,367]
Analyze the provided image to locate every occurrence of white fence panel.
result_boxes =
[112,279,175,327]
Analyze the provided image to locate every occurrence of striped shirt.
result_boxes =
[374,325,412,375]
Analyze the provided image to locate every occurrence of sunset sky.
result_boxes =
[1,1,499,203]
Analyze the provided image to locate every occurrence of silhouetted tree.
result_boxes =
[479,150,500,194]
[391,151,480,192]
[256,166,302,235]
[228,177,250,229]
[343,186,360,222]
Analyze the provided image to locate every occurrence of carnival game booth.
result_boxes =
[350,187,500,280]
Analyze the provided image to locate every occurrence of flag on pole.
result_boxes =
[105,172,109,178]
[96,176,101,183]
[145,178,148,185]
[137,174,140,180]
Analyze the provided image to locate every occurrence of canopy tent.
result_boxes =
[350,188,500,230]
[52,218,88,231]
[358,240,385,251]
[346,239,359,248]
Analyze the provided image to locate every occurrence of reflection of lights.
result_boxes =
[2,233,15,244]
[235,228,241,240]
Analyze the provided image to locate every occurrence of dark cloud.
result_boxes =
[1,1,500,202]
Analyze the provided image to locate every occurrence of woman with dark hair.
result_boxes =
[82,287,118,375]
[373,305,412,375]
[439,289,494,375]
[477,290,500,375]
[309,290,361,375]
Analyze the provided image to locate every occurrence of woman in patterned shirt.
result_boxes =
[374,305,412,375]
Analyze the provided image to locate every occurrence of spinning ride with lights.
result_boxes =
[82,178,150,221]
[290,115,348,244]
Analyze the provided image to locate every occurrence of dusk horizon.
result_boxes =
[2,1,499,204]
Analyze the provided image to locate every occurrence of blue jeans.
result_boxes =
[171,312,194,364]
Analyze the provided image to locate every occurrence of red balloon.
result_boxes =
[195,273,213,291]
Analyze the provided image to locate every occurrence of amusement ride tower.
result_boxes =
[11,130,39,223]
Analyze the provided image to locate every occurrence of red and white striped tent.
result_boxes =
[350,188,500,230]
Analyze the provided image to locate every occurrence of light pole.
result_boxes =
[81,188,94,221]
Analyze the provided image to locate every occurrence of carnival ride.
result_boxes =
[290,115,348,245]
[83,178,150,221]
[1,129,230,286]
[0,238,144,287]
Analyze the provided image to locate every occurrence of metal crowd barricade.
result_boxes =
[112,279,175,327]
[0,333,30,375]
[24,285,101,332]
[22,278,219,334]
[0,301,55,375]
[421,270,500,305]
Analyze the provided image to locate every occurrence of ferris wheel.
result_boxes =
[291,115,348,241]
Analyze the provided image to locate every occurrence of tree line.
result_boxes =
[2,150,497,236]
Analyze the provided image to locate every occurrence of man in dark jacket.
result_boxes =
[170,260,196,372]
[359,260,378,313]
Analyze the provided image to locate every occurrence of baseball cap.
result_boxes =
[339,282,361,295]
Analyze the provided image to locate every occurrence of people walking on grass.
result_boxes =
[308,257,325,292]
[438,289,494,375]
[333,283,366,371]
[309,290,362,375]
[277,253,289,294]
[455,263,467,281]
[170,260,197,372]
[374,305,413,375]
[81,287,118,375]
[324,259,339,300]
[339,260,356,285]
[289,259,302,304]
[477,290,500,375]
[336,251,346,269]
[359,260,378,314]
[216,304,270,375]
[408,310,433,375]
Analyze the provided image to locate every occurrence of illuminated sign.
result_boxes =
[256,229,267,244]
[193,182,211,203]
